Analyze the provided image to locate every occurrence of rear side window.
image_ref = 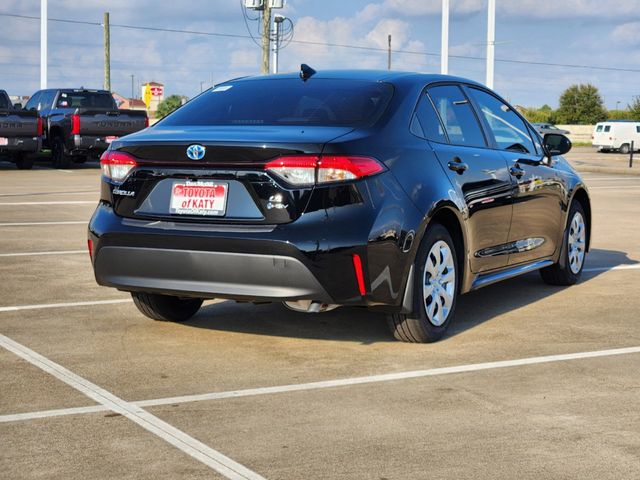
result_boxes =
[56,92,116,109]
[604,125,611,132]
[467,87,536,154]
[637,126,640,133]
[412,93,447,143]
[160,79,393,127]
[427,85,486,148]
[595,125,603,132]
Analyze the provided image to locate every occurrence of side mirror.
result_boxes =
[13,103,22,109]
[543,133,572,157]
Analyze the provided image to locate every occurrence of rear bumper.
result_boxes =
[72,135,111,154]
[95,246,332,302]
[0,137,40,154]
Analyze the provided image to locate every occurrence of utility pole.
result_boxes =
[261,1,271,75]
[441,0,449,75]
[486,0,495,88]
[40,0,47,89]
[387,34,392,70]
[103,12,111,91]
[130,74,135,99]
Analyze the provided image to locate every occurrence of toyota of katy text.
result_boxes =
[88,69,591,343]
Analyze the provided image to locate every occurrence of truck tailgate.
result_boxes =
[76,109,147,137]
[0,110,39,137]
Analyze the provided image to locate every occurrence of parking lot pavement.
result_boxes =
[1,166,639,479]
[566,147,640,175]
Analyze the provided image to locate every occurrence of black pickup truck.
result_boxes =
[0,90,42,169]
[25,89,148,168]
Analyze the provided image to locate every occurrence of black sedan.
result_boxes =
[89,68,591,343]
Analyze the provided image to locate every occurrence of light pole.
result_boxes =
[40,0,47,89]
[441,0,449,75]
[616,101,621,111]
[486,0,496,88]
[272,15,286,74]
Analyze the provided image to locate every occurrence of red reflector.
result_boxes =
[36,117,43,136]
[352,253,366,296]
[87,239,93,260]
[144,116,149,128]
[71,114,80,135]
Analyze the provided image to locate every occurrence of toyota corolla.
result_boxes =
[88,68,591,342]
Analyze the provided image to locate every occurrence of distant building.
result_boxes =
[9,95,30,108]
[141,81,165,116]
[112,92,147,111]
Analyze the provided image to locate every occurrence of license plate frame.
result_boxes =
[169,181,228,217]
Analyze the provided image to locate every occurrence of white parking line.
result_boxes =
[588,185,640,190]
[0,221,87,227]
[0,334,266,480]
[0,191,98,197]
[2,344,640,425]
[0,250,86,258]
[583,264,640,272]
[0,201,95,206]
[0,299,131,313]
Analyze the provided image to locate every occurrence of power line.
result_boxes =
[2,11,640,74]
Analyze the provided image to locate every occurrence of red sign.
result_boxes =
[150,86,164,97]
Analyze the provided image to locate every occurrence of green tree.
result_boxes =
[555,84,607,124]
[155,95,187,119]
[628,96,640,121]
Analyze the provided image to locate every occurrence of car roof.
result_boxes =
[226,69,485,88]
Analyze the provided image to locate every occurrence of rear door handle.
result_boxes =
[447,157,468,175]
[509,164,525,178]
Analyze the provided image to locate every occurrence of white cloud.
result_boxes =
[612,22,640,46]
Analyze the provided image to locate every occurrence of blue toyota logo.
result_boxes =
[186,144,206,160]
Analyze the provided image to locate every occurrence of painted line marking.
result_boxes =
[2,345,640,425]
[588,185,640,190]
[0,299,132,313]
[0,250,85,257]
[0,334,266,480]
[0,191,98,197]
[0,221,87,227]
[0,201,94,206]
[583,264,640,272]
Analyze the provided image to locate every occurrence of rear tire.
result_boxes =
[387,223,459,343]
[131,292,203,322]
[51,136,72,169]
[540,202,587,286]
[14,154,34,170]
[619,143,630,154]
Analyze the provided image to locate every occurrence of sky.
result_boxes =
[1,0,640,109]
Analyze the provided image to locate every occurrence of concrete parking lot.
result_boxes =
[1,154,639,479]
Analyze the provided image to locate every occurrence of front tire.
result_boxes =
[540,202,587,286]
[131,292,203,322]
[387,223,459,343]
[619,143,630,155]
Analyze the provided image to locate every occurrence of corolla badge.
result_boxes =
[186,144,206,160]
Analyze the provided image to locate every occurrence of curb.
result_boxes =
[573,165,640,176]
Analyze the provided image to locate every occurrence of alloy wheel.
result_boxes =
[568,211,586,274]
[423,240,456,326]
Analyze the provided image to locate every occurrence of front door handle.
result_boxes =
[448,157,468,175]
[509,164,525,178]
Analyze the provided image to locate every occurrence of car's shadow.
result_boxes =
[0,156,100,171]
[185,248,637,344]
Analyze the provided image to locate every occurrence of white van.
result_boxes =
[592,121,640,153]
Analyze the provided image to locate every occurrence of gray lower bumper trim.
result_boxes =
[95,246,332,302]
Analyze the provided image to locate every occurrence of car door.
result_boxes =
[417,84,514,273]
[465,86,564,265]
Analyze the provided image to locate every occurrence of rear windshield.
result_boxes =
[56,91,115,109]
[159,79,394,127]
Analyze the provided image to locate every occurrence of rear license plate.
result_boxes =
[170,181,228,216]
[105,136,118,143]
[0,137,8,146]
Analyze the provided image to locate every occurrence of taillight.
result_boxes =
[71,114,80,135]
[100,150,138,182]
[264,155,385,186]
[144,116,149,128]
[87,239,93,262]
[36,117,43,136]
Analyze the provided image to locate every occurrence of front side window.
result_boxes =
[636,126,640,134]
[427,85,486,148]
[468,88,536,154]
[596,125,603,132]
